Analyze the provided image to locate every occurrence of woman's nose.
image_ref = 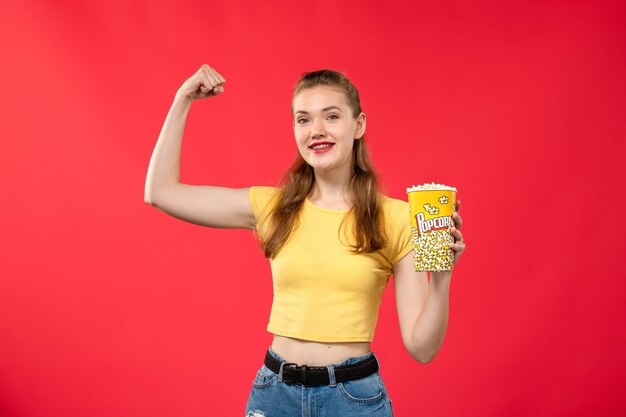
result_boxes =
[311,119,326,138]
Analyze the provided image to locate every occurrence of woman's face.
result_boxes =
[292,86,366,175]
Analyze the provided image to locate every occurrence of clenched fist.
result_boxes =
[176,64,226,102]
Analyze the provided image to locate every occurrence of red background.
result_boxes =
[2,1,625,416]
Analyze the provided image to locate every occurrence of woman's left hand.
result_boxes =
[449,200,466,266]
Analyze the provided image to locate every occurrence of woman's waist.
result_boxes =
[270,334,371,366]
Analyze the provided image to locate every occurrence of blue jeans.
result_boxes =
[245,347,394,417]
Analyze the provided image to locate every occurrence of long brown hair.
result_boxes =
[260,70,387,258]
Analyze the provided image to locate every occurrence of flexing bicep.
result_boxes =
[393,252,429,348]
[145,184,255,230]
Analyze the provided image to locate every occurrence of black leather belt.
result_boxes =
[264,350,379,386]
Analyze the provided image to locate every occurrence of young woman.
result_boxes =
[144,64,465,416]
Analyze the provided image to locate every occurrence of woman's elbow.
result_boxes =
[412,351,437,364]
[405,344,439,364]
[144,192,158,206]
[416,353,437,364]
[144,185,161,206]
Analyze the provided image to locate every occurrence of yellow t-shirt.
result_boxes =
[248,186,413,343]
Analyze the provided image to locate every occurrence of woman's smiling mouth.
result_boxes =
[308,141,335,153]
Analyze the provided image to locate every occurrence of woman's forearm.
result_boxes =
[144,95,193,203]
[408,272,451,363]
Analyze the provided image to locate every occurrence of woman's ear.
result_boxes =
[355,112,366,139]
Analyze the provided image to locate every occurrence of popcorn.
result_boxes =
[407,182,457,192]
[407,182,457,271]
[411,228,454,271]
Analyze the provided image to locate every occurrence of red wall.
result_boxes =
[1,1,625,416]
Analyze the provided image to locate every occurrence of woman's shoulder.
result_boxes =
[379,193,409,213]
[249,186,281,217]
[378,193,411,229]
[377,193,412,261]
[250,185,280,196]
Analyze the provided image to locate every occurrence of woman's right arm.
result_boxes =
[144,65,255,230]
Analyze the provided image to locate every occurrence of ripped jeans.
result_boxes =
[245,347,394,417]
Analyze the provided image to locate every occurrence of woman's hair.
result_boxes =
[260,69,387,258]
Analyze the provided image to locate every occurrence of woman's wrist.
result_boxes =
[173,91,194,109]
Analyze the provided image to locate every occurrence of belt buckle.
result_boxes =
[282,362,310,385]
[280,362,299,384]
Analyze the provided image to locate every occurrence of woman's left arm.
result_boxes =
[392,202,465,364]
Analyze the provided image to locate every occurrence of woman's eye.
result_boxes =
[296,115,337,124]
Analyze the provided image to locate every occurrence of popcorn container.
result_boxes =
[407,183,457,271]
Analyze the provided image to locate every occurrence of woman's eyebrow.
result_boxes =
[294,106,343,115]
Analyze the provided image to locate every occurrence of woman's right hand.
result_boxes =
[175,64,226,102]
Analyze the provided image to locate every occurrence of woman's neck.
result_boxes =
[308,167,353,210]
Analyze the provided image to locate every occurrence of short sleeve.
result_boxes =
[381,196,414,266]
[248,186,280,240]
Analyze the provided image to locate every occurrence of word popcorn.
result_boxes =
[415,212,452,236]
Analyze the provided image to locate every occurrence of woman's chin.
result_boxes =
[307,160,335,171]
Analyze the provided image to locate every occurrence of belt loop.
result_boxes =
[278,361,287,382]
[326,365,337,387]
